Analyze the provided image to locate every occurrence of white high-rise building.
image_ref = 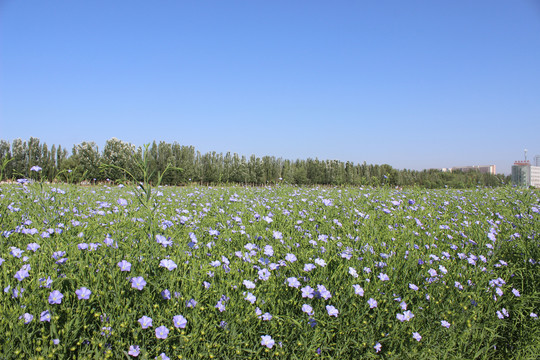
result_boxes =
[511,161,540,188]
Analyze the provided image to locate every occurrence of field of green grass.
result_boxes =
[0,182,538,359]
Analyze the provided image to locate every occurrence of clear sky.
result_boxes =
[1,1,539,174]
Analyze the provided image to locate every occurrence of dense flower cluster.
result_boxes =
[0,181,538,358]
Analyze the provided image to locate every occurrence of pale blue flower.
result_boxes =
[118,260,131,272]
[244,292,256,304]
[258,268,270,281]
[128,345,140,357]
[315,258,326,267]
[27,243,40,252]
[159,259,177,271]
[138,316,153,329]
[15,268,30,282]
[409,283,419,291]
[48,290,63,304]
[261,335,275,348]
[302,304,314,316]
[301,286,314,298]
[75,287,92,300]
[353,285,364,296]
[155,325,169,339]
[441,320,451,328]
[303,263,316,272]
[21,313,33,324]
[287,277,301,288]
[173,315,187,328]
[40,310,51,322]
[285,253,297,263]
[378,273,390,281]
[326,305,339,317]
[131,277,146,290]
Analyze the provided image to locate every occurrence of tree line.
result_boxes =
[0,137,510,188]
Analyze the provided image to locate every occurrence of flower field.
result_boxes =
[0,182,538,359]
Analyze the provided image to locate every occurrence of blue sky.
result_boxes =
[1,0,539,174]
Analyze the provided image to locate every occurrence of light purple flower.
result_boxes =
[326,305,339,317]
[128,345,140,357]
[368,298,378,309]
[287,277,301,288]
[397,310,415,322]
[39,276,53,288]
[441,320,451,328]
[27,243,40,252]
[315,258,326,267]
[118,198,128,206]
[285,253,297,263]
[118,260,131,272]
[48,290,63,304]
[21,313,33,324]
[173,315,187,328]
[409,283,419,291]
[353,285,364,296]
[156,353,170,360]
[155,234,173,248]
[303,263,316,272]
[374,342,382,353]
[317,284,332,300]
[15,268,30,282]
[161,289,171,300]
[258,268,270,281]
[261,335,275,349]
[75,287,92,300]
[155,325,169,339]
[215,300,226,312]
[413,332,422,341]
[243,280,256,289]
[138,316,153,329]
[40,310,51,322]
[10,247,23,258]
[159,259,177,271]
[244,292,256,304]
[378,273,390,281]
[30,165,42,172]
[131,277,146,290]
[512,288,520,297]
[302,304,314,316]
[301,286,314,298]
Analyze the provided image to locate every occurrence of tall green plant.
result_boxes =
[100,144,182,233]
[0,157,14,181]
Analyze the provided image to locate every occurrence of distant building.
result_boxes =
[511,161,540,188]
[441,165,496,175]
[535,155,540,167]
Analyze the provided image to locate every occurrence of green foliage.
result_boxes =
[0,137,512,188]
